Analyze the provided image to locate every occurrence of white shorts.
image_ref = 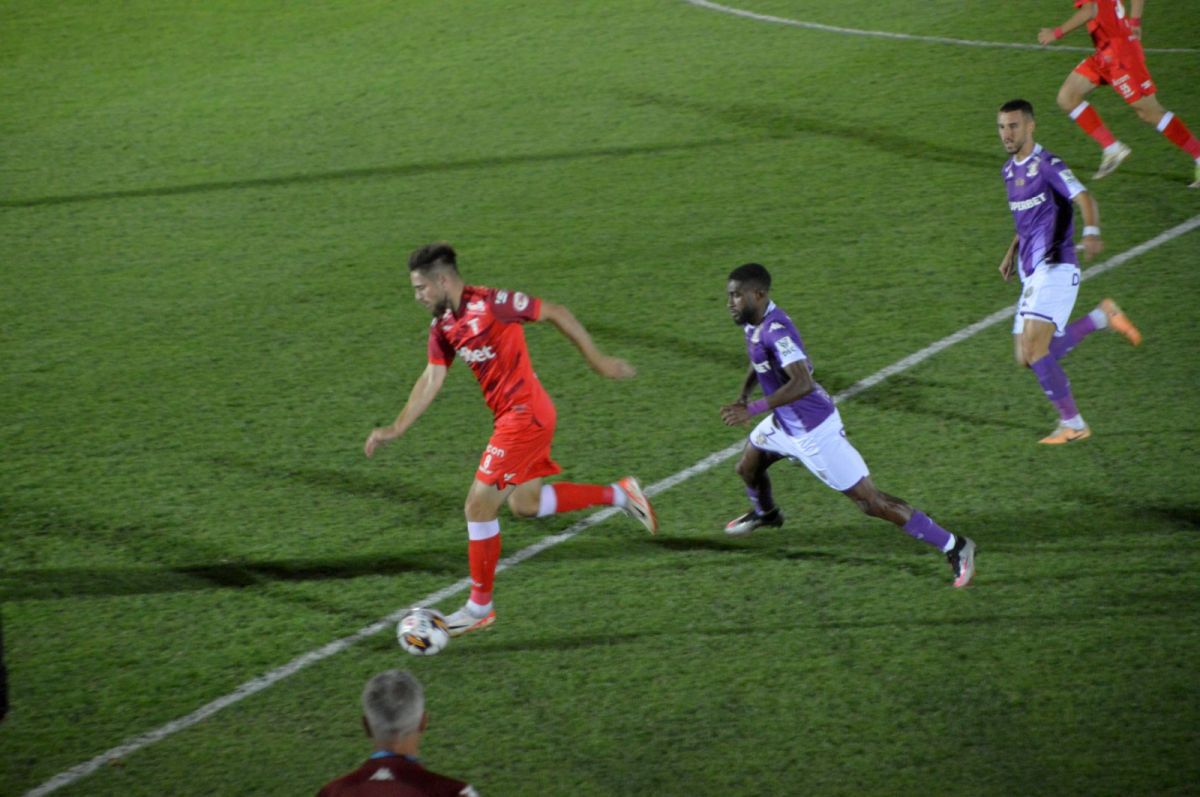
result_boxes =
[748,409,869,492]
[1012,262,1080,334]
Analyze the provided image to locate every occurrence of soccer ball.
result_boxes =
[396,608,451,656]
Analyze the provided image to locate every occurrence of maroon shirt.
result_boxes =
[317,755,478,797]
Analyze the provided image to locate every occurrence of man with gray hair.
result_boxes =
[318,670,478,796]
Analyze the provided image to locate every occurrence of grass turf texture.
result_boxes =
[2,1,1198,794]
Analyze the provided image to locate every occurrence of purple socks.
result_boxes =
[747,484,775,515]
[1030,355,1079,421]
[903,510,954,551]
[1048,314,1099,361]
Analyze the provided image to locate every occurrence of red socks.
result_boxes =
[467,520,501,607]
[547,482,615,513]
[1158,112,1200,159]
[1069,102,1117,148]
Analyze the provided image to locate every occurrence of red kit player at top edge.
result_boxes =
[1038,0,1200,186]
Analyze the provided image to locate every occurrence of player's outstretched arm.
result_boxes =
[538,301,635,380]
[999,234,1019,282]
[1073,191,1104,261]
[364,363,448,457]
[1038,4,1095,44]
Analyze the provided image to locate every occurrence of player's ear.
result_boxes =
[361,715,373,739]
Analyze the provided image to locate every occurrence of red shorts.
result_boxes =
[1074,44,1156,104]
[476,402,561,490]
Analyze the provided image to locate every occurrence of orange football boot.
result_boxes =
[1100,298,1142,346]
[1039,423,1092,445]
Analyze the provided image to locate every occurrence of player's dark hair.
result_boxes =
[728,262,771,292]
[999,99,1035,119]
[408,242,458,273]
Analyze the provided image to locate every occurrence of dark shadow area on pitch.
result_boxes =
[1068,493,1200,532]
[1,552,463,602]
[849,373,1041,431]
[209,454,462,513]
[647,536,932,577]
[0,137,754,209]
[623,90,991,169]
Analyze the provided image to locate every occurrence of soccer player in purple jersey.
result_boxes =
[997,99,1142,444]
[719,263,976,588]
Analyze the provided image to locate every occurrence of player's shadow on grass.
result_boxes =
[649,536,932,577]
[210,454,462,512]
[0,137,756,209]
[846,373,1040,431]
[2,552,463,602]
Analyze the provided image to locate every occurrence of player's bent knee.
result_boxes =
[508,496,539,519]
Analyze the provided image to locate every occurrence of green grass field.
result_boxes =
[3,2,1199,795]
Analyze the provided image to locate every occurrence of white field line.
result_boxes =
[25,215,1200,797]
[682,0,1199,54]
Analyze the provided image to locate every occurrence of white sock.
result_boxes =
[1103,141,1124,154]
[536,484,557,517]
[466,599,493,617]
[941,534,957,554]
[1062,414,1087,431]
[611,484,628,508]
[1089,307,1109,330]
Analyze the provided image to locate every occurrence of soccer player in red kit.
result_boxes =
[1038,0,1200,187]
[364,243,657,637]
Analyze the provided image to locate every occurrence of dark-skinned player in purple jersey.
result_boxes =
[719,263,976,588]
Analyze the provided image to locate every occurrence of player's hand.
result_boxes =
[1037,27,1058,45]
[594,355,636,380]
[720,403,752,427]
[364,427,397,458]
[1081,234,1104,261]
[999,253,1017,282]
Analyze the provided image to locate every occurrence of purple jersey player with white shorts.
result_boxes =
[719,263,976,589]
[996,99,1142,445]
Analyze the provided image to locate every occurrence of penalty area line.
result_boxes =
[25,214,1200,796]
[682,0,1199,54]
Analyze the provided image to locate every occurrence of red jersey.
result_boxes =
[427,285,552,419]
[1075,0,1135,53]
[317,755,477,797]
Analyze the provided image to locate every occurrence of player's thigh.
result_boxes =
[465,478,514,521]
[1063,62,1102,105]
[506,478,543,517]
[792,413,870,492]
[1012,333,1026,366]
[1019,318,1059,362]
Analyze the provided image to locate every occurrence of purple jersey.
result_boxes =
[745,302,835,435]
[1002,144,1087,278]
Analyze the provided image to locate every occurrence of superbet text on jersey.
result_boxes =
[427,285,552,419]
